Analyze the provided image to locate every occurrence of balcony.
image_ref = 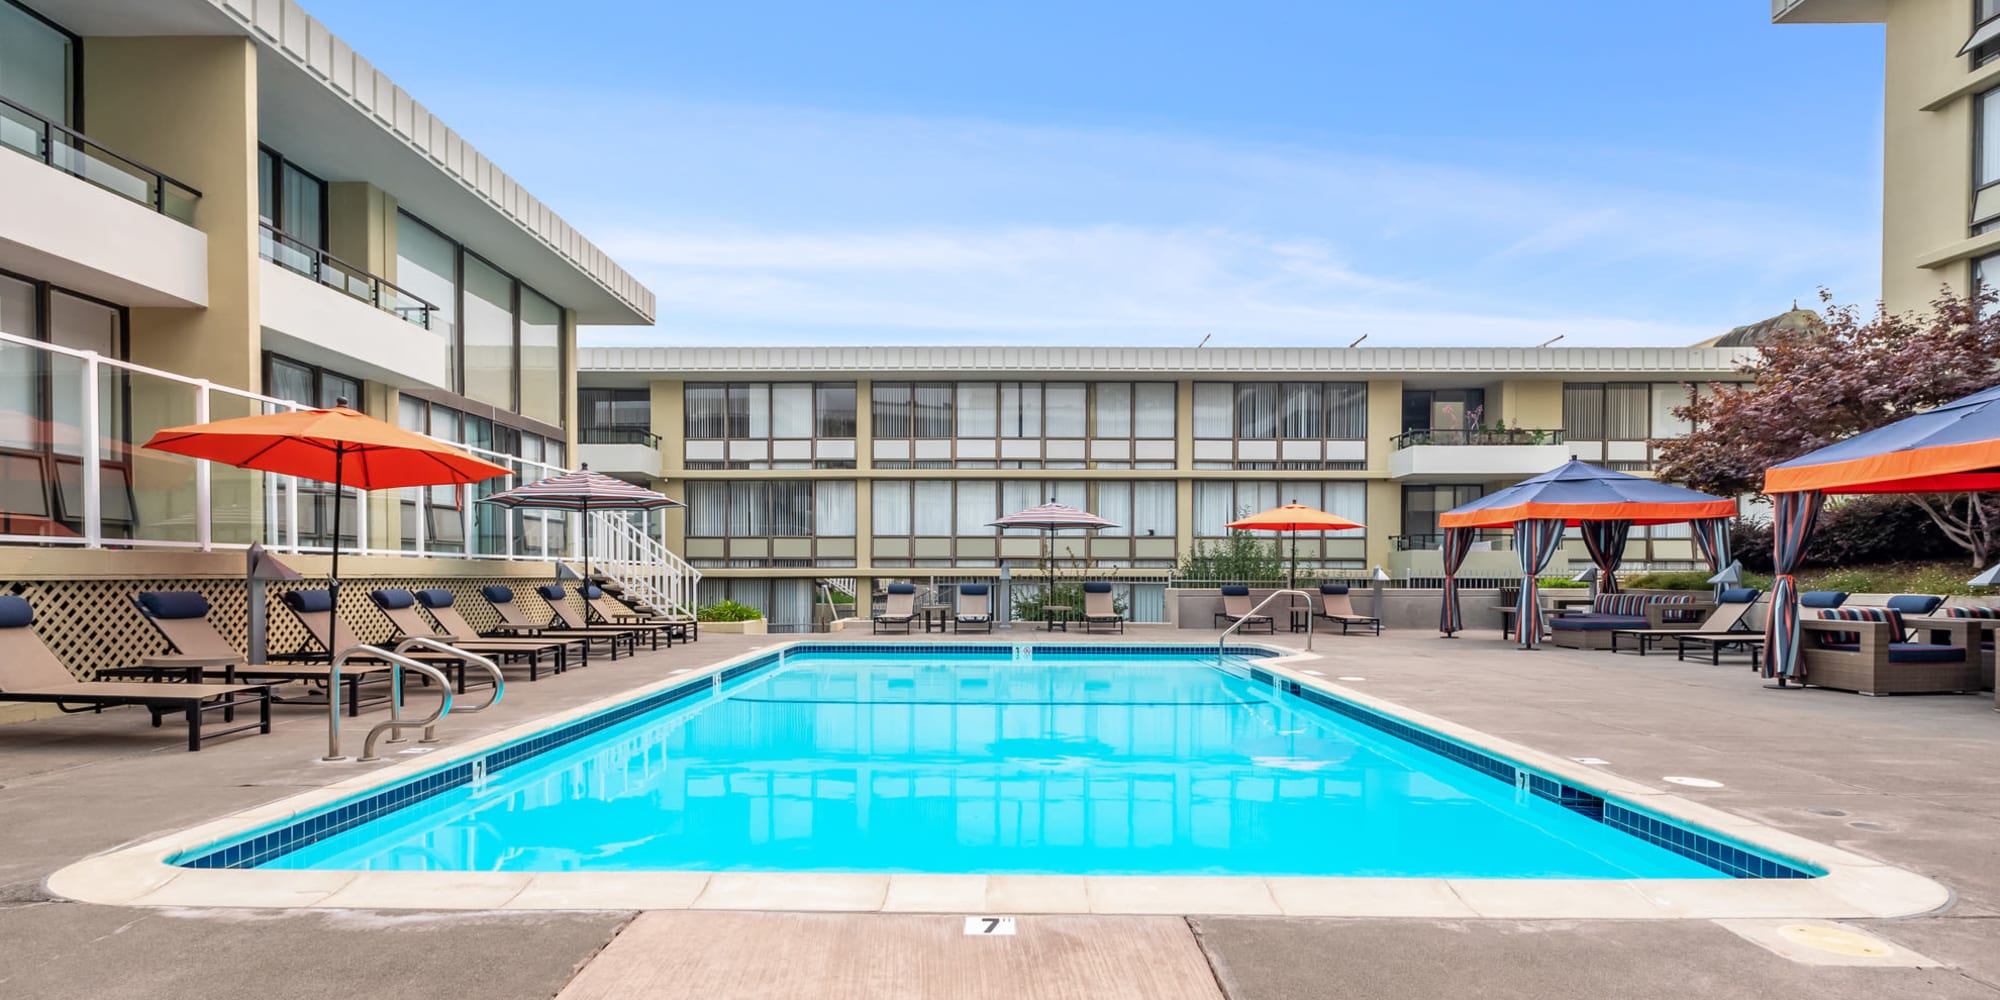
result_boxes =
[0,96,206,307]
[1387,427,1572,482]
[1770,0,1884,24]
[579,426,664,480]
[258,228,448,390]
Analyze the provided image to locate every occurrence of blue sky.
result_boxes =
[315,2,1886,349]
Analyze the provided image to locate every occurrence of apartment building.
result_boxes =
[578,346,1750,629]
[1773,0,2000,312]
[0,0,655,683]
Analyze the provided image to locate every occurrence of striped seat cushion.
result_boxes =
[1588,593,1696,621]
[1817,607,1904,646]
[1944,606,2000,619]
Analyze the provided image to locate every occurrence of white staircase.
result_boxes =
[589,511,701,619]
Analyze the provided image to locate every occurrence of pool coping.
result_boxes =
[44,640,1952,920]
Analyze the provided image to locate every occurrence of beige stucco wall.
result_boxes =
[1882,0,1989,312]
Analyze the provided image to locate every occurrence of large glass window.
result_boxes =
[771,383,812,439]
[1198,382,1364,440]
[1094,383,1131,437]
[956,382,997,437]
[580,388,650,432]
[461,255,514,410]
[395,215,459,363]
[912,384,954,438]
[1135,383,1176,437]
[1044,383,1086,437]
[815,384,856,437]
[1562,383,1606,441]
[872,383,911,438]
[1400,485,1482,546]
[1976,0,2000,68]
[0,0,74,140]
[814,480,856,535]
[1978,88,2000,232]
[518,287,561,426]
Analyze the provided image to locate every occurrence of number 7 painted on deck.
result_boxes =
[964,916,1017,936]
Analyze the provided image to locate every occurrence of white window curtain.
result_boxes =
[1236,384,1279,438]
[1242,481,1280,518]
[1095,482,1132,537]
[1045,383,1086,437]
[956,382,997,437]
[1606,384,1650,440]
[815,481,856,535]
[1323,482,1366,538]
[742,384,771,438]
[1049,480,1087,512]
[872,481,911,535]
[728,482,766,536]
[1136,383,1177,437]
[1192,383,1231,437]
[1000,382,1042,438]
[913,385,954,438]
[956,480,997,535]
[1000,480,1042,534]
[1650,383,1691,439]
[1324,383,1367,439]
[1279,383,1322,439]
[771,383,813,438]
[1194,482,1231,536]
[1133,481,1176,538]
[912,481,953,535]
[684,386,727,438]
[1094,383,1131,437]
[770,481,811,535]
[686,482,729,536]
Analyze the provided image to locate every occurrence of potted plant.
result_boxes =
[697,599,767,634]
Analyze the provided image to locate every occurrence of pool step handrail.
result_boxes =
[1219,588,1315,660]
[324,644,454,762]
[392,636,505,715]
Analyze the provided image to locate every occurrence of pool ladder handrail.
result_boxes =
[320,639,503,762]
[1219,588,1315,661]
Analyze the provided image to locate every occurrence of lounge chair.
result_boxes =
[128,590,397,717]
[278,589,489,693]
[953,584,993,634]
[479,585,636,660]
[369,589,578,680]
[1611,588,1762,655]
[579,586,690,644]
[1314,584,1380,636]
[0,595,271,751]
[1213,585,1273,633]
[586,586,700,642]
[415,589,593,668]
[1080,581,1125,634]
[875,583,917,634]
[540,585,665,651]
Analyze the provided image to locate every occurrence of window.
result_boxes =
[873,383,911,438]
[814,480,856,535]
[579,388,650,440]
[1193,481,1365,540]
[1978,253,2000,319]
[815,384,856,437]
[518,288,562,427]
[263,354,358,409]
[1094,383,1131,437]
[872,481,911,535]
[395,212,565,426]
[1972,0,2000,67]
[1563,383,1605,441]
[685,385,728,438]
[1135,383,1176,437]
[912,384,954,438]
[1400,485,1482,547]
[771,383,812,438]
[1400,388,1486,437]
[0,1,75,137]
[1044,383,1086,437]
[1605,383,1650,440]
[396,214,459,362]
[461,255,514,410]
[956,383,997,437]
[1198,382,1366,439]
[1193,383,1232,437]
[1977,88,2000,233]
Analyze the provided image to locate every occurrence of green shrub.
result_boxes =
[696,599,763,622]
[1622,570,1775,591]
[1175,529,1286,584]
[1535,577,1588,589]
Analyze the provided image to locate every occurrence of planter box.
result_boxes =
[700,619,767,635]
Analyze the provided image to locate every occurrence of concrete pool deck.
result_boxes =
[3,627,1998,998]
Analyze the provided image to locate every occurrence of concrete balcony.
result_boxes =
[1387,429,1571,482]
[259,258,449,391]
[0,131,206,308]
[579,428,665,480]
[1771,0,1884,23]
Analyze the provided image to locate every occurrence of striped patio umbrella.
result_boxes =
[478,465,683,582]
[1760,383,2000,684]
[990,500,1117,588]
[1225,501,1364,589]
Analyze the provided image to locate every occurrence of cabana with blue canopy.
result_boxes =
[1438,459,1737,648]
[1761,383,2000,686]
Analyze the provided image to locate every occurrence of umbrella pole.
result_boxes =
[328,445,344,657]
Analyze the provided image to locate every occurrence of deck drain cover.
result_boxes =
[1663,776,1723,788]
[1337,676,1367,682]
[1776,924,1893,958]
[1569,757,1610,765]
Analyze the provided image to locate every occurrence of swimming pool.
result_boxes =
[177,645,1814,881]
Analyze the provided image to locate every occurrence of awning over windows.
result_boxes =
[1958,18,2000,56]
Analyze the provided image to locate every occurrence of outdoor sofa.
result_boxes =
[1798,595,1980,695]
[1548,593,1705,650]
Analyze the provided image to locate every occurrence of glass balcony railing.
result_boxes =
[579,425,663,449]
[260,224,436,330]
[1391,427,1565,448]
[0,95,201,223]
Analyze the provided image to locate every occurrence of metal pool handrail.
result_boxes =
[1219,588,1315,660]
[324,645,452,762]
[393,636,504,715]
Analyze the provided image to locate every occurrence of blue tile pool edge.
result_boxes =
[169,642,1819,880]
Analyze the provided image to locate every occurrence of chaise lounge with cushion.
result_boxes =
[1548,593,1706,650]
[1314,584,1380,636]
[875,583,917,634]
[1610,587,1762,655]
[953,584,993,634]
[128,590,397,717]
[1214,585,1274,633]
[1081,581,1125,634]
[1798,595,1979,695]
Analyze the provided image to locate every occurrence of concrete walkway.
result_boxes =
[2,627,1997,999]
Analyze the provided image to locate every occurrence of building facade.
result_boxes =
[578,346,1751,629]
[1774,0,2000,313]
[0,0,654,698]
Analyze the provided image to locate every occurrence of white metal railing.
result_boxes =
[1219,588,1315,658]
[0,330,593,565]
[823,577,857,600]
[591,510,700,619]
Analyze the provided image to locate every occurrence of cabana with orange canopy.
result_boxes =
[1225,501,1365,589]
[1761,383,2000,685]
[1438,459,1737,647]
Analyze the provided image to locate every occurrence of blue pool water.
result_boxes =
[243,647,1761,879]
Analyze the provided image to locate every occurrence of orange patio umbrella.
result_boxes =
[144,402,512,647]
[1226,501,1365,589]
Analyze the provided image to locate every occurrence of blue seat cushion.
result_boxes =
[1718,587,1761,604]
[370,589,415,609]
[138,591,211,620]
[1319,583,1349,595]
[887,583,916,595]
[578,585,603,600]
[958,584,989,596]
[414,589,456,609]
[1083,581,1112,594]
[1220,585,1250,597]
[1886,594,1944,616]
[481,585,516,603]
[1816,642,1966,664]
[535,584,567,602]
[1549,614,1647,631]
[1800,591,1848,609]
[283,589,333,613]
[0,595,32,629]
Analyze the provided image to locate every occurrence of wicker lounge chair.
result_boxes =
[479,585,636,659]
[0,595,271,751]
[953,584,993,633]
[875,583,917,634]
[128,590,396,717]
[1214,585,1273,633]
[579,586,690,644]
[1798,605,1979,695]
[1611,588,1761,655]
[368,588,576,680]
[1081,581,1125,634]
[1314,584,1380,636]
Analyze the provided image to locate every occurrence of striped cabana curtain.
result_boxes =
[1438,526,1476,636]
[1578,520,1631,595]
[1513,518,1570,649]
[1763,491,1825,680]
[1690,516,1733,601]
